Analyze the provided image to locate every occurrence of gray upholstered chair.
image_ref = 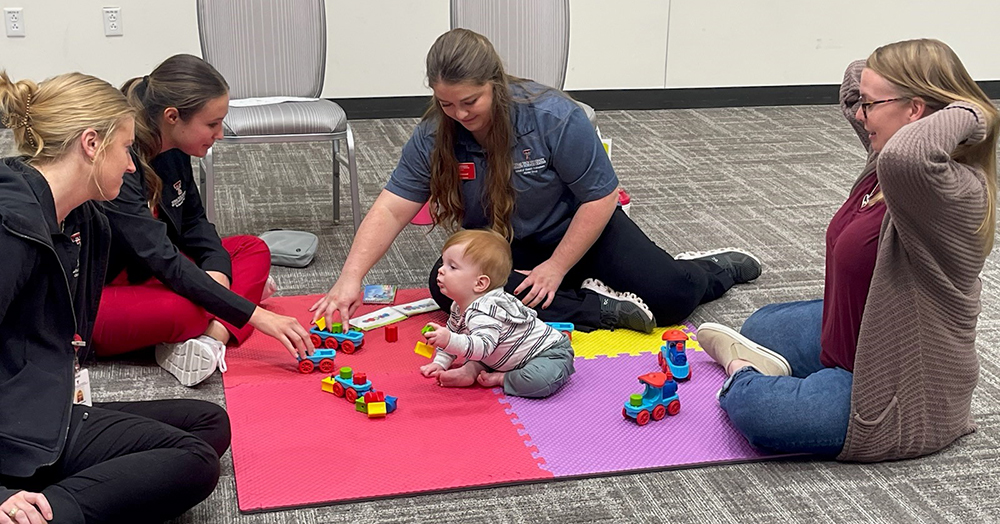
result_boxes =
[451,0,597,127]
[196,0,361,230]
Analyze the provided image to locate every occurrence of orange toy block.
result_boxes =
[414,341,435,358]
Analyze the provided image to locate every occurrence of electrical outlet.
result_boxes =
[5,8,25,37]
[103,6,122,36]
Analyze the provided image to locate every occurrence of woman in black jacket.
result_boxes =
[0,71,228,523]
[91,54,311,386]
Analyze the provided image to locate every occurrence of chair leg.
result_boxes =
[346,124,361,232]
[332,139,341,225]
[201,146,217,222]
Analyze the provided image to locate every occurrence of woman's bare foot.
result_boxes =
[437,361,483,387]
[476,370,505,388]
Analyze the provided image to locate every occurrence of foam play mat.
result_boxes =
[224,289,781,512]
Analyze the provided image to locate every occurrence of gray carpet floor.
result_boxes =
[5,103,1000,523]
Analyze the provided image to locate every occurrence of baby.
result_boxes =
[420,229,575,398]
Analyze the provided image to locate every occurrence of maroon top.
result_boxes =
[821,174,887,371]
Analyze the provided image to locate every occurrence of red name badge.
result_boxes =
[458,162,476,180]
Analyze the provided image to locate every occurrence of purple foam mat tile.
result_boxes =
[498,351,777,477]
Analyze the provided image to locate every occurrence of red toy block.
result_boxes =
[354,372,367,385]
[364,391,385,403]
[385,324,398,342]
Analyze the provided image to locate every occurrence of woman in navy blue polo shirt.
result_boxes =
[313,29,760,334]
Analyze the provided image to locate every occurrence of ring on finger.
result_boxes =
[7,506,18,518]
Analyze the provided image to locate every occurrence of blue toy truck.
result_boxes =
[658,329,690,381]
[297,348,337,374]
[309,322,365,354]
[622,371,681,426]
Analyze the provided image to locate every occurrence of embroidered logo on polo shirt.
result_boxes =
[513,148,546,176]
[70,232,81,245]
[170,180,186,207]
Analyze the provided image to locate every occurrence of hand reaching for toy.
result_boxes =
[310,278,362,333]
[423,322,452,349]
[420,362,445,378]
[249,307,313,359]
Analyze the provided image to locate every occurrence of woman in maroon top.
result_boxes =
[694,39,997,456]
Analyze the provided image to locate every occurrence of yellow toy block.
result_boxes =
[367,401,387,418]
[321,376,337,394]
[414,341,435,358]
[315,316,327,331]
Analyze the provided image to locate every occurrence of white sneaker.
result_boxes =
[262,275,278,301]
[581,278,655,333]
[155,335,225,387]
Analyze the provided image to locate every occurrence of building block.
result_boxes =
[385,324,398,342]
[321,376,337,394]
[355,397,367,413]
[367,401,387,418]
[421,324,434,335]
[385,395,398,413]
[315,316,327,331]
[414,341,435,358]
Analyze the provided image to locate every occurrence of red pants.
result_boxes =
[93,235,271,357]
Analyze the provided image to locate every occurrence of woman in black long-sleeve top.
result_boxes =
[0,70,229,524]
[91,54,311,386]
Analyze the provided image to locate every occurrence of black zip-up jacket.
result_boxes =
[0,158,108,486]
[102,148,254,328]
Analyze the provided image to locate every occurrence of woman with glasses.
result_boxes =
[695,39,997,461]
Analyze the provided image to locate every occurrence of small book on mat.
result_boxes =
[363,284,397,304]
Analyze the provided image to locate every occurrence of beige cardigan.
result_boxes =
[837,60,989,462]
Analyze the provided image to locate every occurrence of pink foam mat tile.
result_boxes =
[223,290,448,388]
[496,351,785,477]
[226,367,550,511]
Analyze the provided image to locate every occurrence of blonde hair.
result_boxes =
[425,29,517,240]
[442,229,512,291]
[122,54,229,207]
[0,71,133,171]
[867,39,1000,251]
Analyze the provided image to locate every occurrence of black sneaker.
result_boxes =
[582,278,656,333]
[675,248,762,284]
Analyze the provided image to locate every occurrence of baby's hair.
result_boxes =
[442,229,512,291]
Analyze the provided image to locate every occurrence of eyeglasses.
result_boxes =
[860,97,908,118]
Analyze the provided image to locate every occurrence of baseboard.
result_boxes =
[333,81,1000,120]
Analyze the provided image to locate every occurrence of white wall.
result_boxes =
[0,0,997,99]
[665,0,1000,88]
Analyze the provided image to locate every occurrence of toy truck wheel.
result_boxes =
[323,337,338,349]
[667,399,681,416]
[331,382,345,397]
[298,360,314,373]
[319,359,336,374]
[622,407,630,420]
[340,340,356,354]
[562,331,572,341]
[636,410,651,426]
[652,404,667,421]
[310,334,323,348]
[345,388,359,403]
[657,352,667,373]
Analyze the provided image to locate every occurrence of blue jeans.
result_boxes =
[718,299,853,456]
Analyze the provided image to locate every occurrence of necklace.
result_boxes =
[861,181,880,209]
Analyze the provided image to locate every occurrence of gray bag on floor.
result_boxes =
[259,230,319,268]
